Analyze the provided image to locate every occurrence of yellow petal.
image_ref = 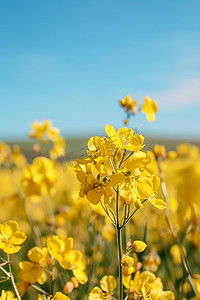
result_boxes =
[87,189,101,205]
[137,178,153,198]
[89,287,104,300]
[73,269,88,284]
[147,113,155,122]
[149,198,166,209]
[76,157,92,164]
[52,292,71,300]
[105,124,116,138]
[100,275,117,292]
[110,173,124,186]
[122,275,131,288]
[132,240,147,253]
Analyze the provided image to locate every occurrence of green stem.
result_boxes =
[7,254,21,300]
[116,188,123,300]
[0,265,10,277]
[32,284,50,295]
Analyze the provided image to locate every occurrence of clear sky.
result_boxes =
[0,0,200,140]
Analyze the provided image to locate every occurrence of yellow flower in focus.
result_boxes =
[124,271,174,300]
[0,290,17,300]
[105,124,144,152]
[141,96,158,122]
[0,220,26,254]
[147,175,166,209]
[87,136,115,161]
[121,256,135,277]
[74,163,113,205]
[89,275,117,300]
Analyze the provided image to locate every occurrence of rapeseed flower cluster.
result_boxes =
[0,96,199,300]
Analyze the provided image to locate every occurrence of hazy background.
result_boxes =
[0,0,200,141]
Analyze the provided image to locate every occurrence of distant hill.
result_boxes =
[6,136,200,162]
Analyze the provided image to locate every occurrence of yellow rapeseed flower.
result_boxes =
[47,235,73,262]
[61,250,88,284]
[19,261,46,284]
[124,271,174,300]
[0,220,26,254]
[28,120,59,141]
[21,157,56,196]
[121,256,135,277]
[105,124,144,152]
[28,246,49,268]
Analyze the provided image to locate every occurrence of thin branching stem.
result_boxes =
[0,265,10,278]
[120,199,147,229]
[122,151,134,164]
[100,200,116,225]
[7,254,21,300]
[118,150,126,168]
[32,284,50,295]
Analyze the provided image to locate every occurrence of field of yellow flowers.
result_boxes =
[0,96,200,300]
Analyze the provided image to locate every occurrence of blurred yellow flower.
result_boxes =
[170,244,187,264]
[28,120,59,141]
[21,157,56,196]
[19,261,46,284]
[141,96,158,122]
[0,142,11,166]
[119,95,137,115]
[28,120,66,159]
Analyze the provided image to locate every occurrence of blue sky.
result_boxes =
[0,0,200,140]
